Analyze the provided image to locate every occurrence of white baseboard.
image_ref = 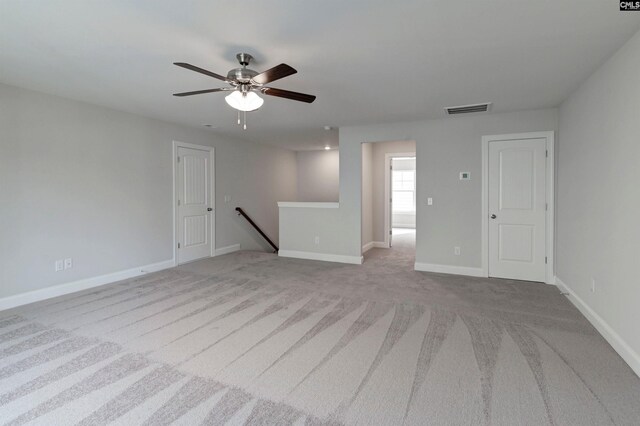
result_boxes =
[215,244,241,256]
[279,250,363,265]
[0,259,175,312]
[414,262,486,277]
[362,241,387,253]
[555,277,640,378]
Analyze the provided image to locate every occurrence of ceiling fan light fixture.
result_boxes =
[225,90,264,112]
[173,54,315,129]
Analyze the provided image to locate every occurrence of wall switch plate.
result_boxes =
[454,247,461,256]
[459,172,471,180]
[314,236,320,245]
[224,195,232,203]
[427,197,433,205]
[55,260,64,272]
[64,258,73,269]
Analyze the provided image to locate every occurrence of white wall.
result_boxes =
[361,143,373,248]
[0,83,297,299]
[392,158,415,169]
[295,150,339,202]
[557,30,640,374]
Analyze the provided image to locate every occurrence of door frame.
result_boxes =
[384,152,416,248]
[481,131,554,283]
[172,141,215,266]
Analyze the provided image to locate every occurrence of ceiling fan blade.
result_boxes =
[174,62,227,81]
[173,88,229,97]
[251,64,297,85]
[261,87,316,103]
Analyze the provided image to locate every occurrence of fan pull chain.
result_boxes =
[235,111,248,130]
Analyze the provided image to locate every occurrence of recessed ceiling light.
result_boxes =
[324,146,331,150]
[323,126,332,131]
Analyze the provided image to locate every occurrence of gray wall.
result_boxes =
[279,206,343,255]
[372,141,416,240]
[278,109,558,264]
[557,30,640,360]
[340,108,558,266]
[296,150,339,202]
[0,83,297,298]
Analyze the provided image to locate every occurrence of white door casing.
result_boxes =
[389,159,393,247]
[482,132,554,283]
[174,143,214,264]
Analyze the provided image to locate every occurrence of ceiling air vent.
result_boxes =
[444,102,492,115]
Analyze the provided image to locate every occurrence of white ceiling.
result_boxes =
[1,1,639,151]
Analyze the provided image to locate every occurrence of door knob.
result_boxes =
[207,208,213,211]
[490,214,497,219]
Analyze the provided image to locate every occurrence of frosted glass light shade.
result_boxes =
[225,91,264,112]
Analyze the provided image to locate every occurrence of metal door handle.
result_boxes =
[490,214,497,219]
[207,208,213,212]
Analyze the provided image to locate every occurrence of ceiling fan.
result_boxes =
[173,53,316,129]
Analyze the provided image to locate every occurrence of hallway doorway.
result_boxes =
[388,156,416,248]
[361,140,416,265]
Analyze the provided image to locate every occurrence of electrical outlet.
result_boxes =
[314,236,320,245]
[591,278,596,293]
[55,260,64,272]
[224,195,232,203]
[427,197,433,206]
[64,258,73,269]
[454,247,461,256]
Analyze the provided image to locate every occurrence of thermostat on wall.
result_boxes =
[459,172,471,180]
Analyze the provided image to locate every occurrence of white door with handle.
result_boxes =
[488,137,547,282]
[176,145,213,264]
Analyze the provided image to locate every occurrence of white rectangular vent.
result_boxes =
[445,102,492,115]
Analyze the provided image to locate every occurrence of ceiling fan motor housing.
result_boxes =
[227,53,259,84]
[227,67,259,84]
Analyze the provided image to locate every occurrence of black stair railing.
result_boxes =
[235,207,279,253]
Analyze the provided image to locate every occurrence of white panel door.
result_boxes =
[489,138,546,282]
[177,146,212,264]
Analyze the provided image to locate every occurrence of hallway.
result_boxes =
[391,228,415,250]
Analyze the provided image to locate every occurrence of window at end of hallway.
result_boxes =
[392,170,416,212]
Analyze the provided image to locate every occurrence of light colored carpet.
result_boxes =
[391,228,415,250]
[1,246,639,425]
